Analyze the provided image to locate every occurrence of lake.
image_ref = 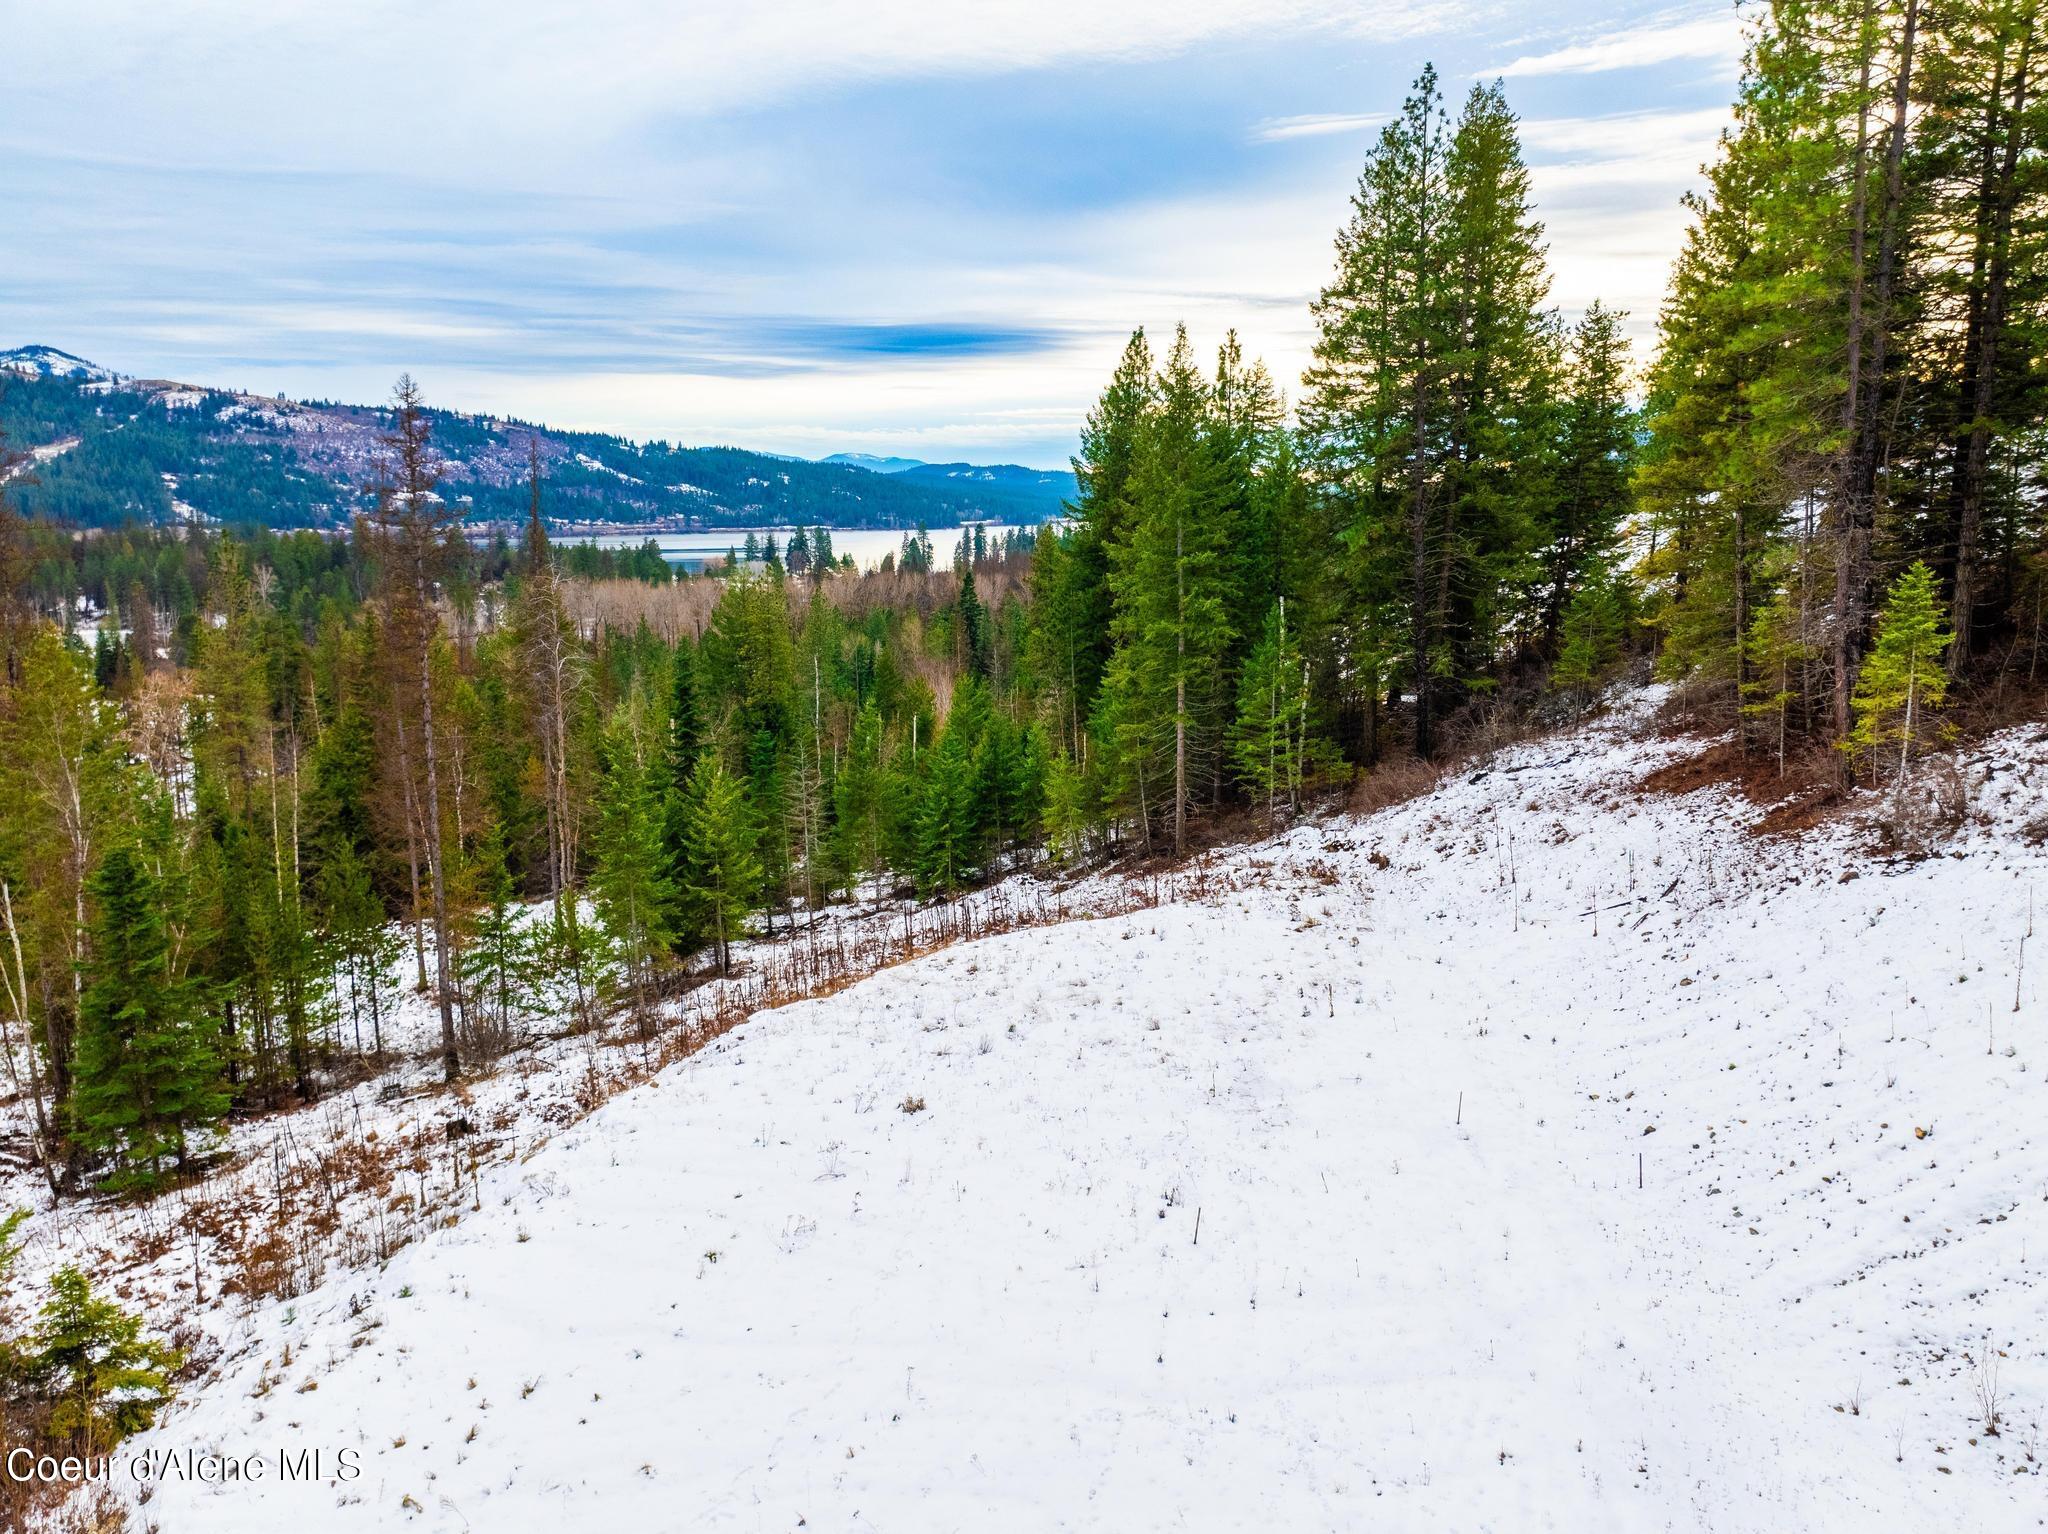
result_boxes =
[555,524,1045,573]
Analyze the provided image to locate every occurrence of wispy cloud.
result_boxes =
[1251,112,1387,142]
[1520,105,1731,156]
[1,1,1730,466]
[2,1,1448,177]
[1486,9,1743,79]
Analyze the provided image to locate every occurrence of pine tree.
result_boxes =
[589,697,672,1022]
[1537,301,1635,656]
[72,844,227,1193]
[1229,599,1329,824]
[461,821,535,1053]
[317,841,398,1058]
[1101,325,1237,854]
[512,458,587,928]
[1029,330,1154,757]
[957,562,991,680]
[364,376,463,1083]
[12,1268,182,1453]
[1304,67,1556,757]
[0,628,127,1168]
[974,714,1045,869]
[1848,560,1953,789]
[658,636,706,950]
[1741,573,1816,778]
[912,724,977,895]
[1040,750,1097,867]
[833,701,888,906]
[1553,573,1629,714]
[679,756,761,975]
[745,728,793,933]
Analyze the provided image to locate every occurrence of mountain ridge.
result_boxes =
[0,347,1077,531]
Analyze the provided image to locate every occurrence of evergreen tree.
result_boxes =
[364,376,463,1084]
[658,636,706,950]
[1537,301,1635,656]
[745,728,794,932]
[12,1267,182,1453]
[589,697,672,1022]
[1028,330,1154,757]
[1848,560,1953,789]
[832,700,889,906]
[461,821,535,1053]
[318,841,399,1058]
[1040,750,1097,867]
[1100,325,1237,854]
[73,844,227,1193]
[1553,572,1630,714]
[957,561,991,680]
[912,723,977,895]
[1303,67,1555,757]
[679,756,761,975]
[1212,330,1287,650]
[1229,598,1330,824]
[0,627,127,1164]
[974,714,1045,869]
[1741,566,1818,776]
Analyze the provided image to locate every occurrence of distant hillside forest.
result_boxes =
[0,371,1073,531]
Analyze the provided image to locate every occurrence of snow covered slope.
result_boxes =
[114,705,2048,1531]
[0,344,120,381]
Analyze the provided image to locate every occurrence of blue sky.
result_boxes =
[1,2,1745,467]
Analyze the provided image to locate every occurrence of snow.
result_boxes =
[19,698,2048,1529]
[574,453,644,486]
[0,436,81,483]
[159,471,207,524]
[0,345,118,382]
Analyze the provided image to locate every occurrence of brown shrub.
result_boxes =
[1349,756,1445,817]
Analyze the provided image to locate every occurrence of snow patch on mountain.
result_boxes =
[0,344,121,382]
[574,452,644,485]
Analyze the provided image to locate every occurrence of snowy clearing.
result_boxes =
[29,700,2048,1530]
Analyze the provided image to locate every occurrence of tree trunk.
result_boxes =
[1835,0,1922,734]
[413,559,460,1086]
[1949,22,2032,672]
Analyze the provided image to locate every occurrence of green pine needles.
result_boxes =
[73,845,227,1194]
[1848,561,1954,790]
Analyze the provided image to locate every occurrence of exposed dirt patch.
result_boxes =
[1638,740,1847,837]
[1639,740,1747,798]
[1750,778,1851,837]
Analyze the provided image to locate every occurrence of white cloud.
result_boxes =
[4,1,1453,180]
[1487,9,1743,79]
[1520,105,1731,159]
[1252,112,1388,142]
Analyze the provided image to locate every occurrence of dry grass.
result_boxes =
[560,556,1032,645]
[1348,756,1447,817]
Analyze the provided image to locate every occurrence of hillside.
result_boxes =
[0,349,1072,531]
[12,695,2042,1531]
[824,450,1080,503]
